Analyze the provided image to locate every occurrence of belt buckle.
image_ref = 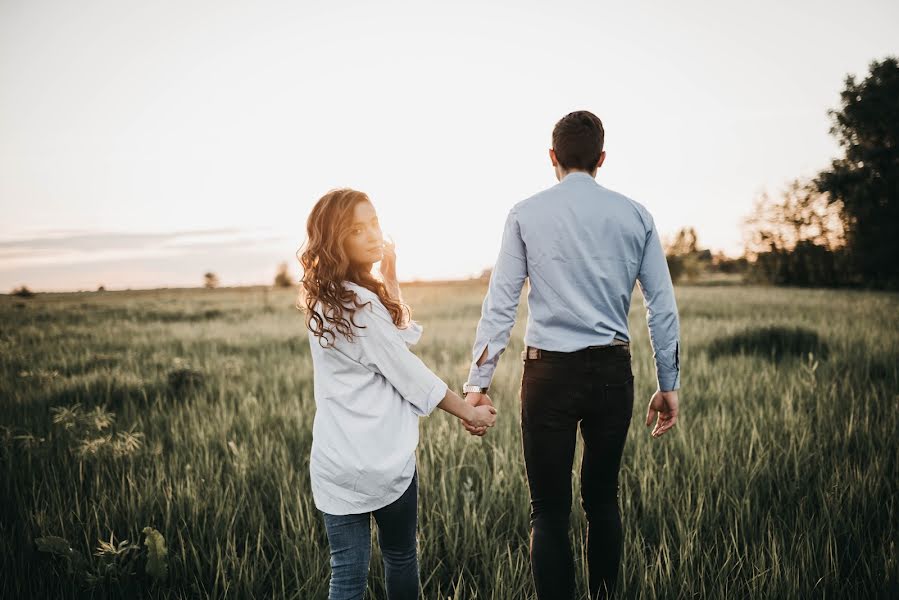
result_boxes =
[523,347,540,360]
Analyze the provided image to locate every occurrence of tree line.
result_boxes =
[666,56,898,290]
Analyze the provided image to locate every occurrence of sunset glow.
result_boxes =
[2,0,897,291]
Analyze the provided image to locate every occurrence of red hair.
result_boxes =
[297,188,409,346]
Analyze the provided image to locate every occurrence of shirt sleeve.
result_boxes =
[397,320,424,347]
[635,211,681,391]
[467,207,528,388]
[352,299,448,417]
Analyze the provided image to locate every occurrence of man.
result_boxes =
[460,110,681,600]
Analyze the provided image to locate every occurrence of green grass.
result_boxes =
[1,282,897,598]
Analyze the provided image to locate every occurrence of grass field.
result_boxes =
[1,281,897,599]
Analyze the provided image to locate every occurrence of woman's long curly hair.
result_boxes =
[297,188,409,347]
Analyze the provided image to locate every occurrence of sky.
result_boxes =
[1,0,897,291]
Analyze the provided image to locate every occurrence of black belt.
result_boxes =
[522,339,629,360]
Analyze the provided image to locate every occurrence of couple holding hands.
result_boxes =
[299,110,681,600]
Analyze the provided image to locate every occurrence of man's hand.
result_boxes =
[467,404,497,429]
[646,389,679,437]
[461,392,493,436]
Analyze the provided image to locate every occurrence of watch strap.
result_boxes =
[462,383,488,395]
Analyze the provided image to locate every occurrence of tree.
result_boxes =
[742,179,848,287]
[11,285,35,298]
[666,227,699,256]
[815,56,899,289]
[274,262,294,288]
[203,272,219,289]
[710,252,748,275]
[743,179,845,259]
[664,227,705,283]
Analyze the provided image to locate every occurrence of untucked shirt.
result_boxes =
[308,281,448,515]
[467,171,681,391]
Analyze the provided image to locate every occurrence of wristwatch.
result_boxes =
[462,383,489,396]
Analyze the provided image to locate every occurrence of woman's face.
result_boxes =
[343,200,384,267]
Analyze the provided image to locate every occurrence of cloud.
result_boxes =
[0,244,300,292]
[0,228,240,252]
[0,228,294,274]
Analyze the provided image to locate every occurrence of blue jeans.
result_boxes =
[321,470,419,600]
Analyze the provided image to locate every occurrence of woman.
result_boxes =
[298,188,497,600]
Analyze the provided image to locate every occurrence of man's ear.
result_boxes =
[549,148,558,167]
[596,151,606,170]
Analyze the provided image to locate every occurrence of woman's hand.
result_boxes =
[380,235,402,303]
[462,392,494,436]
[437,389,496,428]
[380,236,397,282]
[466,404,497,429]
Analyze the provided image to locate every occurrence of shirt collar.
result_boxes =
[561,171,597,183]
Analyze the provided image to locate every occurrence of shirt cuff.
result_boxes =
[466,364,492,389]
[658,369,680,392]
[397,320,423,347]
[414,378,448,417]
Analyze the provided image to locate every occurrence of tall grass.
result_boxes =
[1,282,896,598]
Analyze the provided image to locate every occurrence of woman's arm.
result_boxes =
[348,296,447,417]
[380,238,404,305]
[384,277,402,305]
[437,388,497,428]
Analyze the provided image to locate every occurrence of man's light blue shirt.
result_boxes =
[467,171,681,392]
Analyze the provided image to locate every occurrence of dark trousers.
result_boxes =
[520,344,635,600]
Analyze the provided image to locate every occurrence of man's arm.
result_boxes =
[466,208,528,390]
[635,212,681,392]
[461,209,527,436]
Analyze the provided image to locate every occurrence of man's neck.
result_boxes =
[559,168,597,180]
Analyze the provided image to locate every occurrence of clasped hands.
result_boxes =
[460,392,495,437]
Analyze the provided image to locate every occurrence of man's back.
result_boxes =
[516,171,653,349]
[467,170,681,393]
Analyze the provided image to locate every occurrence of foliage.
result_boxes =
[166,358,206,395]
[743,179,845,257]
[35,529,168,591]
[142,527,169,581]
[815,56,899,289]
[743,179,849,287]
[11,285,36,298]
[664,227,716,283]
[740,57,898,288]
[1,283,896,598]
[274,262,295,288]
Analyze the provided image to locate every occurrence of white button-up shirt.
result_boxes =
[308,281,448,515]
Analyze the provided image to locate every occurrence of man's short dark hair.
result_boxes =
[552,111,605,172]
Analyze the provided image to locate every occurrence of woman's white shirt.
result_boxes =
[308,281,448,515]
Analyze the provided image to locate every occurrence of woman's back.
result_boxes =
[308,281,447,515]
